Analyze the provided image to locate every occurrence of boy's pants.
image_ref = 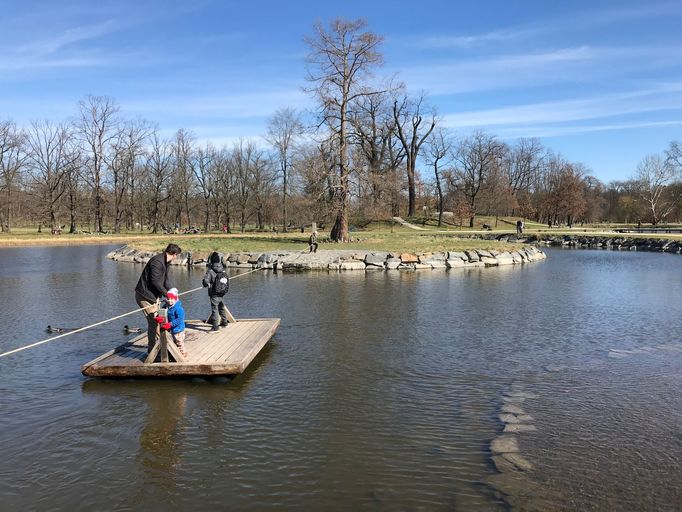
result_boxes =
[208,296,229,326]
[172,331,186,352]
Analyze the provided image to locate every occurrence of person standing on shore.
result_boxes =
[135,243,183,353]
[308,231,318,253]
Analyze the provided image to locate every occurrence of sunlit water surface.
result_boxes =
[0,245,680,511]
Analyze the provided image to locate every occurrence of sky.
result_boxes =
[1,0,681,183]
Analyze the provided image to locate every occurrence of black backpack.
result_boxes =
[212,270,229,296]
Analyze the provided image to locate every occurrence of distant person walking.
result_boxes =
[308,231,318,253]
[516,220,523,234]
[135,243,183,353]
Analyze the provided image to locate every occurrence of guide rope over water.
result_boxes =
[0,266,265,359]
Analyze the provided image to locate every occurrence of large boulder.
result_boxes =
[400,253,419,263]
[446,259,465,268]
[340,260,366,270]
[386,258,401,270]
[365,253,387,267]
[465,250,480,262]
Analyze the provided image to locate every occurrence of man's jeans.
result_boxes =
[135,292,159,352]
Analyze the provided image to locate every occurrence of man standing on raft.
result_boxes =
[134,243,183,353]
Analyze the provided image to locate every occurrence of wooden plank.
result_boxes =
[191,322,254,362]
[208,322,261,363]
[228,319,280,372]
[81,341,135,371]
[217,321,270,363]
[83,362,242,377]
[186,326,235,361]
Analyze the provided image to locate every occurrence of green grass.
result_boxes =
[128,231,525,255]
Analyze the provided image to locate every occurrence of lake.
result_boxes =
[0,245,680,511]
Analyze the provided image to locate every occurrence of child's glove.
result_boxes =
[154,316,165,324]
[161,322,172,331]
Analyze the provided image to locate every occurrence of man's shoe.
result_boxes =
[220,322,229,328]
[211,325,220,332]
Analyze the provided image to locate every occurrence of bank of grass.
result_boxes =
[5,221,682,253]
[128,230,526,255]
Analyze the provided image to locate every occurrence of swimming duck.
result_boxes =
[46,325,65,333]
[123,325,144,334]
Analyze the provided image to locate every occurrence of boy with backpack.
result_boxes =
[202,252,230,331]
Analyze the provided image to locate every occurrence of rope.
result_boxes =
[0,266,265,359]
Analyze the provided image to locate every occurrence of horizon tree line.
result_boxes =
[1,18,682,237]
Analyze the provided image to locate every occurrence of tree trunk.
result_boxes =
[407,155,416,217]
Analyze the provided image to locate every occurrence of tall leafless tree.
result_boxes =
[266,107,303,232]
[393,93,437,217]
[426,128,453,227]
[26,121,79,231]
[305,18,384,241]
[635,153,679,225]
[0,121,27,232]
[78,95,120,232]
[451,130,505,228]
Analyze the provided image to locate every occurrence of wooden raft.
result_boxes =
[81,318,280,378]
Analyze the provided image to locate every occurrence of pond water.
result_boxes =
[0,245,680,511]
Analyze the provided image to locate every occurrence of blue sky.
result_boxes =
[1,0,681,182]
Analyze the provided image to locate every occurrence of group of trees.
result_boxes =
[1,18,682,239]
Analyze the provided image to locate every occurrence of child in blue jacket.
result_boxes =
[162,288,187,357]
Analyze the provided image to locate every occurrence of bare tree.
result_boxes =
[425,127,453,227]
[451,130,505,227]
[144,131,173,233]
[349,88,404,216]
[305,18,384,241]
[266,107,303,232]
[0,121,27,232]
[78,95,120,232]
[393,93,437,217]
[191,143,216,233]
[110,119,150,232]
[635,153,678,225]
[505,138,545,213]
[26,121,79,231]
[172,128,195,228]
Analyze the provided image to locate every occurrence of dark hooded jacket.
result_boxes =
[135,252,172,301]
[203,253,228,297]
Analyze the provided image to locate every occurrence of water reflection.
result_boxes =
[137,387,188,491]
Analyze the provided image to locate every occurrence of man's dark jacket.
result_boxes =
[135,253,172,301]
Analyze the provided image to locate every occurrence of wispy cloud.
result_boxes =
[412,1,682,49]
[18,20,121,55]
[442,84,682,131]
[396,44,681,95]
[0,19,127,73]
[495,120,682,139]
[125,89,310,120]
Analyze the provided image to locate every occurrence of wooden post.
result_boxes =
[160,330,169,362]
[312,222,317,233]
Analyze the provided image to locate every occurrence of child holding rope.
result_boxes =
[156,288,187,357]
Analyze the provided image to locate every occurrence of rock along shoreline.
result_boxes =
[107,246,547,271]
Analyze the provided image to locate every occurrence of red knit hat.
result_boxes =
[167,288,179,300]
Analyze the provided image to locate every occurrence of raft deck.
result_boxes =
[81,318,280,378]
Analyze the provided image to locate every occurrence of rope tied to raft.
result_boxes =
[0,266,265,359]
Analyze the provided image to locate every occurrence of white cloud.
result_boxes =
[18,20,121,55]
[125,89,311,120]
[495,120,682,139]
[396,45,682,96]
[411,1,682,49]
[442,84,682,128]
